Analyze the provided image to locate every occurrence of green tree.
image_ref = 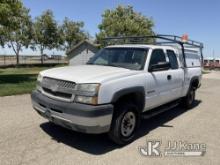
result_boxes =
[4,4,33,65]
[0,0,25,46]
[61,17,86,51]
[96,5,154,45]
[33,10,60,64]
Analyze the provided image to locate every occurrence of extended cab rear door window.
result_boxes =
[149,49,167,66]
[167,50,179,69]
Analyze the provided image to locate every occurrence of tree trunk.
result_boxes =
[16,52,19,66]
[40,47,44,64]
[10,41,20,66]
[16,45,21,66]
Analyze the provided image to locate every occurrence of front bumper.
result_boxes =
[31,90,113,134]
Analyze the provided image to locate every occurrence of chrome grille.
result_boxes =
[42,77,76,89]
[41,77,76,101]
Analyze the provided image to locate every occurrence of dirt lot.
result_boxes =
[0,71,220,165]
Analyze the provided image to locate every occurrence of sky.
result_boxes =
[1,0,220,57]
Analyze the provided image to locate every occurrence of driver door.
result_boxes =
[145,49,173,110]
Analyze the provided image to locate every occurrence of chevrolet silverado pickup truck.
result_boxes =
[31,35,203,145]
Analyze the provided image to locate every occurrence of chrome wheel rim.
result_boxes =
[121,112,136,137]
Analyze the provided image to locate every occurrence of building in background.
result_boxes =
[67,40,99,66]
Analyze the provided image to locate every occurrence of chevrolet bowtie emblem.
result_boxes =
[51,84,59,92]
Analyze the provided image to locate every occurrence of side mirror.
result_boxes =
[149,62,171,72]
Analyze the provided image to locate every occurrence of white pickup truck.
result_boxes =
[31,35,203,145]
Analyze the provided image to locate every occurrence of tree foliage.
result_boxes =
[0,0,25,46]
[61,17,86,51]
[0,2,157,65]
[0,0,24,28]
[33,10,60,63]
[0,1,88,65]
[0,1,33,64]
[96,5,155,45]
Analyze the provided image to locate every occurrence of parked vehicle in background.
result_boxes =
[31,35,203,145]
[203,57,220,69]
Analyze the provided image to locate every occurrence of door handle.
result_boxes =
[167,75,172,80]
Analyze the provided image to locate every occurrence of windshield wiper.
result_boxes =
[86,62,94,65]
[108,63,121,68]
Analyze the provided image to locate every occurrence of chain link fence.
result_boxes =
[0,55,68,67]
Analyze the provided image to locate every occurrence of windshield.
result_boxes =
[87,48,148,70]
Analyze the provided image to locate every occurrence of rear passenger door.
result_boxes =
[166,49,184,100]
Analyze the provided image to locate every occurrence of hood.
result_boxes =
[40,65,140,83]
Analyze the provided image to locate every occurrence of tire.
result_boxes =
[108,102,140,145]
[181,87,196,109]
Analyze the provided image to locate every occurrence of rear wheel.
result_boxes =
[182,87,196,109]
[108,102,140,145]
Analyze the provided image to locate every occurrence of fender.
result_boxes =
[111,86,145,112]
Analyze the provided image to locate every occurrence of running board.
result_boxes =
[141,100,180,119]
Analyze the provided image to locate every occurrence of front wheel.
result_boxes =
[108,102,140,145]
[181,87,196,109]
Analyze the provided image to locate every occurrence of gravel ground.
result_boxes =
[0,71,220,165]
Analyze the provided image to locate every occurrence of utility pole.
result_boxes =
[213,49,215,59]
[213,49,215,69]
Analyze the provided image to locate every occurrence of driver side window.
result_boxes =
[149,49,166,67]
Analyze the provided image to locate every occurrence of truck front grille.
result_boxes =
[41,77,76,101]
[42,77,76,89]
[42,87,72,99]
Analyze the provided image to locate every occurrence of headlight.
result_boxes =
[75,96,98,105]
[75,83,100,96]
[76,83,100,93]
[74,83,100,105]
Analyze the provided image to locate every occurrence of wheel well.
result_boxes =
[114,92,145,113]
